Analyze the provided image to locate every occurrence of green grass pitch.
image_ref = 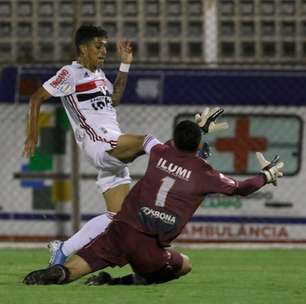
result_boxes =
[0,247,306,304]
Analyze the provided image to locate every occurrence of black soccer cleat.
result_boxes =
[23,265,67,285]
[85,271,113,286]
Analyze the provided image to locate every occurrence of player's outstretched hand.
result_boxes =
[117,40,133,64]
[195,107,229,134]
[256,152,284,186]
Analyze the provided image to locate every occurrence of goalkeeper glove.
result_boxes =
[256,152,284,186]
[195,107,229,134]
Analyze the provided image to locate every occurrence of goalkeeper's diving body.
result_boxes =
[46,107,229,266]
[23,111,284,286]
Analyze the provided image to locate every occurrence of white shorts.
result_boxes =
[96,162,131,193]
[76,128,131,193]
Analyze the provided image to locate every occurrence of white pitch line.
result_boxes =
[174,242,306,249]
[0,242,47,249]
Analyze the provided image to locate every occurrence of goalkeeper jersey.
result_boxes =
[116,140,266,245]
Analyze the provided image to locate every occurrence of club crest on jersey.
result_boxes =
[59,82,73,94]
[156,158,191,180]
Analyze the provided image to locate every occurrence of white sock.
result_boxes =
[143,134,162,154]
[61,212,114,256]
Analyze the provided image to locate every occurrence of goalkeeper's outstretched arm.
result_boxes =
[207,153,284,197]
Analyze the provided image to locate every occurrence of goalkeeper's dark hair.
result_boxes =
[174,120,201,152]
[75,24,108,54]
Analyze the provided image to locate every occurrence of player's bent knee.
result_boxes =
[109,134,145,162]
[140,251,190,284]
[178,254,192,277]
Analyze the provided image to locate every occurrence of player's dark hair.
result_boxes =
[75,24,108,54]
[174,120,202,152]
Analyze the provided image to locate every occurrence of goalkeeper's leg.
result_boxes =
[101,249,192,285]
[136,252,192,285]
[85,252,192,286]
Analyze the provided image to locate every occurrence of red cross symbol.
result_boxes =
[215,118,267,173]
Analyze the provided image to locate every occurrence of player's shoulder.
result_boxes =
[198,157,214,169]
[60,61,95,76]
[198,158,220,179]
[45,64,75,94]
[151,141,171,154]
[53,63,76,79]
[63,61,85,75]
[148,142,170,161]
[97,67,106,77]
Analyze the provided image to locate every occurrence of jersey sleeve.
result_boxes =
[203,165,266,196]
[43,66,75,97]
[204,169,239,195]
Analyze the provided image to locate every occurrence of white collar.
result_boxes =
[72,61,103,75]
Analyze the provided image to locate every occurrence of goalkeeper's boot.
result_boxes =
[23,265,68,285]
[48,240,67,266]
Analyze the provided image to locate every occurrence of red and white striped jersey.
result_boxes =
[43,61,121,148]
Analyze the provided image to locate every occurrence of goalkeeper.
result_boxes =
[47,107,229,266]
[23,111,284,286]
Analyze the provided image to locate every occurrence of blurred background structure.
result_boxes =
[0,0,305,244]
[1,0,306,65]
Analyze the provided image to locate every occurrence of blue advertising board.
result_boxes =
[1,66,306,105]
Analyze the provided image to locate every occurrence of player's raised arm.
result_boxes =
[111,40,133,106]
[206,153,284,197]
[22,87,51,158]
[234,153,284,195]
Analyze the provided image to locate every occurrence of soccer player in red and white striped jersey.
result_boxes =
[22,25,148,264]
